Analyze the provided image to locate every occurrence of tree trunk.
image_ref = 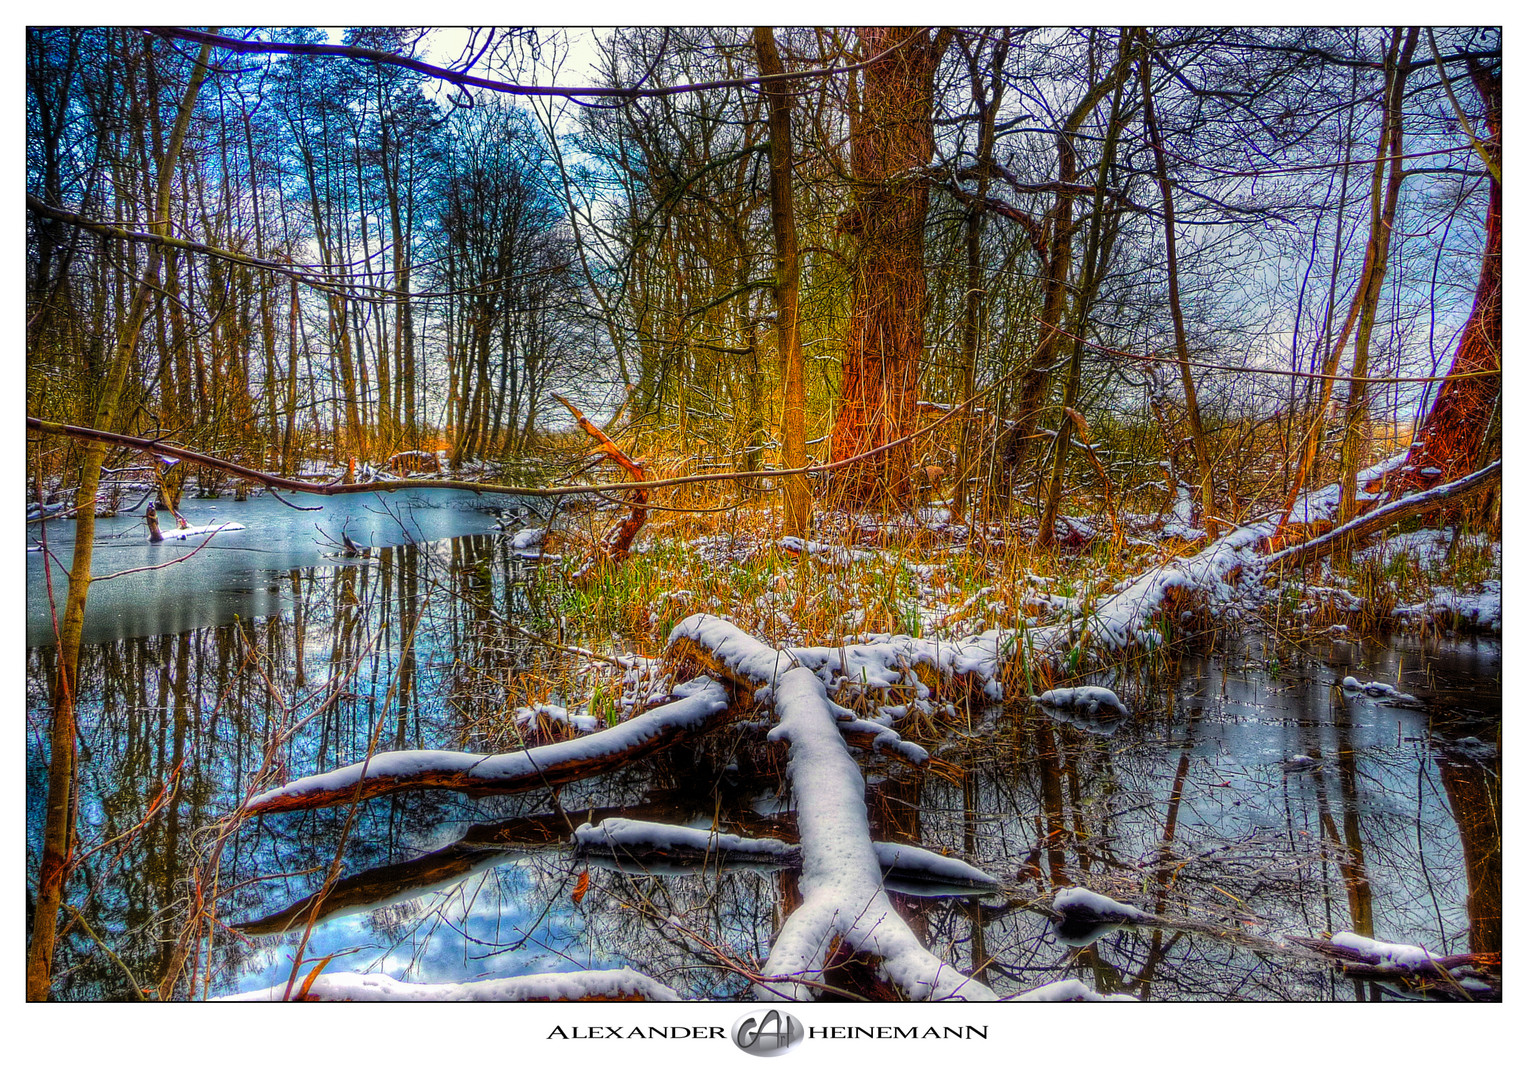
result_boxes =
[1139,34,1219,534]
[828,27,946,506]
[1338,28,1419,524]
[951,32,1007,524]
[1002,46,1134,502]
[753,27,811,536]
[1039,32,1126,544]
[27,33,213,1001]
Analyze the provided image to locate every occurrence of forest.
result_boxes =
[25,26,1500,1006]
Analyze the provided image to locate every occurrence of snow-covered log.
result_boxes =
[667,618,996,1001]
[1263,459,1500,571]
[219,967,680,1002]
[245,677,732,814]
[1284,933,1500,1001]
[574,816,1000,890]
[760,668,996,1000]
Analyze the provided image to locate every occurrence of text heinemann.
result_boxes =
[808,1027,988,1039]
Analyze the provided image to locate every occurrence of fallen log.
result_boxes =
[1284,933,1500,1002]
[575,816,1001,892]
[220,967,680,1002]
[1263,460,1500,572]
[667,617,997,1001]
[245,677,733,814]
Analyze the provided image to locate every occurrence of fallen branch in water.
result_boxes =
[244,677,733,813]
[668,616,997,1001]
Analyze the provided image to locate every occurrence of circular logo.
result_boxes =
[731,1008,805,1057]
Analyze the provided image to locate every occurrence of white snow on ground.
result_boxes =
[245,677,730,810]
[1328,932,1446,972]
[1294,584,1366,618]
[757,667,996,1001]
[1036,686,1128,717]
[779,535,877,566]
[1011,978,1137,1002]
[219,967,681,1002]
[1395,581,1502,633]
[509,526,545,550]
[1052,887,1147,924]
[158,521,247,541]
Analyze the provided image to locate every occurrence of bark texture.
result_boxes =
[829,28,945,506]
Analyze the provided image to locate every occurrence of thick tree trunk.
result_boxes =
[828,28,945,506]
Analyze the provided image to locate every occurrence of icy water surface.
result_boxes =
[24,502,1501,1000]
[25,489,522,646]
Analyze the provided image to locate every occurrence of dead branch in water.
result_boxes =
[243,678,734,814]
[552,393,649,579]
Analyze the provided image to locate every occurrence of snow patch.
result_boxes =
[1012,978,1136,1002]
[1328,932,1446,972]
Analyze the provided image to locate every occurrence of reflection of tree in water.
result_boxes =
[27,534,1500,1000]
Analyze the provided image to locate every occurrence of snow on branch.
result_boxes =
[757,669,996,1001]
[245,677,732,814]
[574,816,1000,890]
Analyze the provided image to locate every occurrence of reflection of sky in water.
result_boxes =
[231,860,613,995]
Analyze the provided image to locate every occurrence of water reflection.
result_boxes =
[25,511,1501,1000]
